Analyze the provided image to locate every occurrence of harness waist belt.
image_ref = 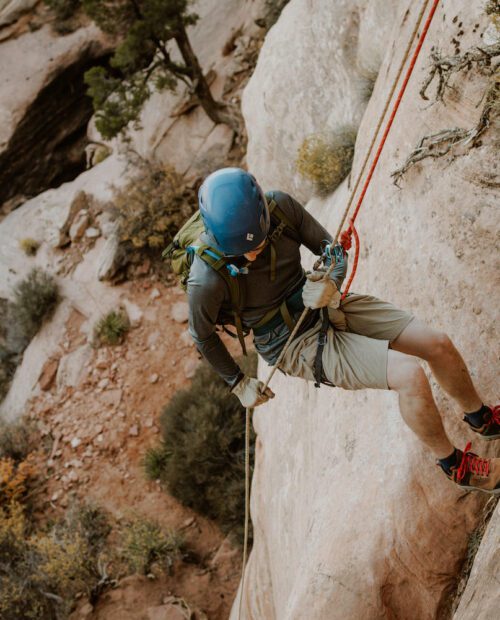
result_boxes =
[252,285,307,336]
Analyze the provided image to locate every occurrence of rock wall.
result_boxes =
[453,502,500,620]
[235,1,499,618]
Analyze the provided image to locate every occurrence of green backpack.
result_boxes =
[162,192,300,354]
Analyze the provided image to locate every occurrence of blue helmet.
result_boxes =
[198,168,270,256]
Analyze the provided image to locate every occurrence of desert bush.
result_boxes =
[120,516,183,575]
[296,127,357,195]
[93,309,130,346]
[145,354,257,544]
[111,164,194,260]
[0,457,37,506]
[19,238,40,256]
[0,488,111,620]
[0,419,36,463]
[44,0,81,20]
[5,268,59,356]
[485,0,500,16]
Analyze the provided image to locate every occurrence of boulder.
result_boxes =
[69,209,89,241]
[38,357,59,391]
[171,301,189,324]
[0,0,37,28]
[120,298,143,328]
[56,345,92,390]
[84,226,100,239]
[0,154,127,301]
[182,358,199,380]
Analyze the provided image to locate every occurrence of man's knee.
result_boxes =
[387,351,427,391]
[425,330,454,361]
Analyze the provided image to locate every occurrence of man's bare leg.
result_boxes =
[390,319,482,413]
[387,349,454,458]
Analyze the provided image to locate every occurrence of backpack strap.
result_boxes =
[265,192,300,282]
[195,244,248,355]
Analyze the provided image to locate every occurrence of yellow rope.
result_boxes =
[237,2,433,616]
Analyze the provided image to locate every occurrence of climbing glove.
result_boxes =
[302,271,342,310]
[231,375,275,408]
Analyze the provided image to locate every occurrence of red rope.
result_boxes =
[340,0,440,295]
[340,221,359,301]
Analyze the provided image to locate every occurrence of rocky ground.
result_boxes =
[25,278,245,620]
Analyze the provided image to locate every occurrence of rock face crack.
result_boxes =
[0,47,111,209]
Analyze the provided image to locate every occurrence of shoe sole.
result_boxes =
[456,483,500,496]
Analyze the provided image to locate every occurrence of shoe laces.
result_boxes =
[456,442,490,481]
[487,405,500,426]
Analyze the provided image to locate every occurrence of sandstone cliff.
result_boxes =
[234,1,499,618]
[0,0,498,617]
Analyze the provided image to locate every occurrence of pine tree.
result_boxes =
[82,0,238,139]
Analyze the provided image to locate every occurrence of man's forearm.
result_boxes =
[190,329,241,385]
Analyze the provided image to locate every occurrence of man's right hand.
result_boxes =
[231,375,275,408]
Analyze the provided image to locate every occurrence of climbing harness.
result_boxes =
[237,0,440,616]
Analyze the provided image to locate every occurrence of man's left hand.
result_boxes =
[302,271,341,309]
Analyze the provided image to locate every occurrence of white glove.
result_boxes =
[231,375,275,408]
[302,271,341,309]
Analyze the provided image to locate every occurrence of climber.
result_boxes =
[187,167,500,495]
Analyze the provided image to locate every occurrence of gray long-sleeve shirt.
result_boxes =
[187,191,347,384]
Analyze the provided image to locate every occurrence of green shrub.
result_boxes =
[5,269,59,356]
[296,127,357,195]
[93,309,130,346]
[485,0,500,16]
[120,517,183,575]
[18,238,40,257]
[44,0,83,34]
[0,420,36,463]
[145,354,257,544]
[110,163,194,260]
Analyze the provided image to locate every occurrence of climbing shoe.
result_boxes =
[439,443,500,495]
[464,405,500,441]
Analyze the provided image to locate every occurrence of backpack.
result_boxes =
[162,192,300,354]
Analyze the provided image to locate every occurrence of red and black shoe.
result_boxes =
[440,442,500,495]
[464,405,500,441]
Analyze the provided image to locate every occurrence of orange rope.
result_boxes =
[340,0,440,295]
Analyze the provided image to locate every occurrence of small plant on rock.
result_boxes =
[19,238,40,256]
[120,516,184,575]
[94,309,130,346]
[296,127,357,195]
[6,268,59,355]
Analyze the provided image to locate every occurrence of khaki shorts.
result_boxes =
[279,293,414,390]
